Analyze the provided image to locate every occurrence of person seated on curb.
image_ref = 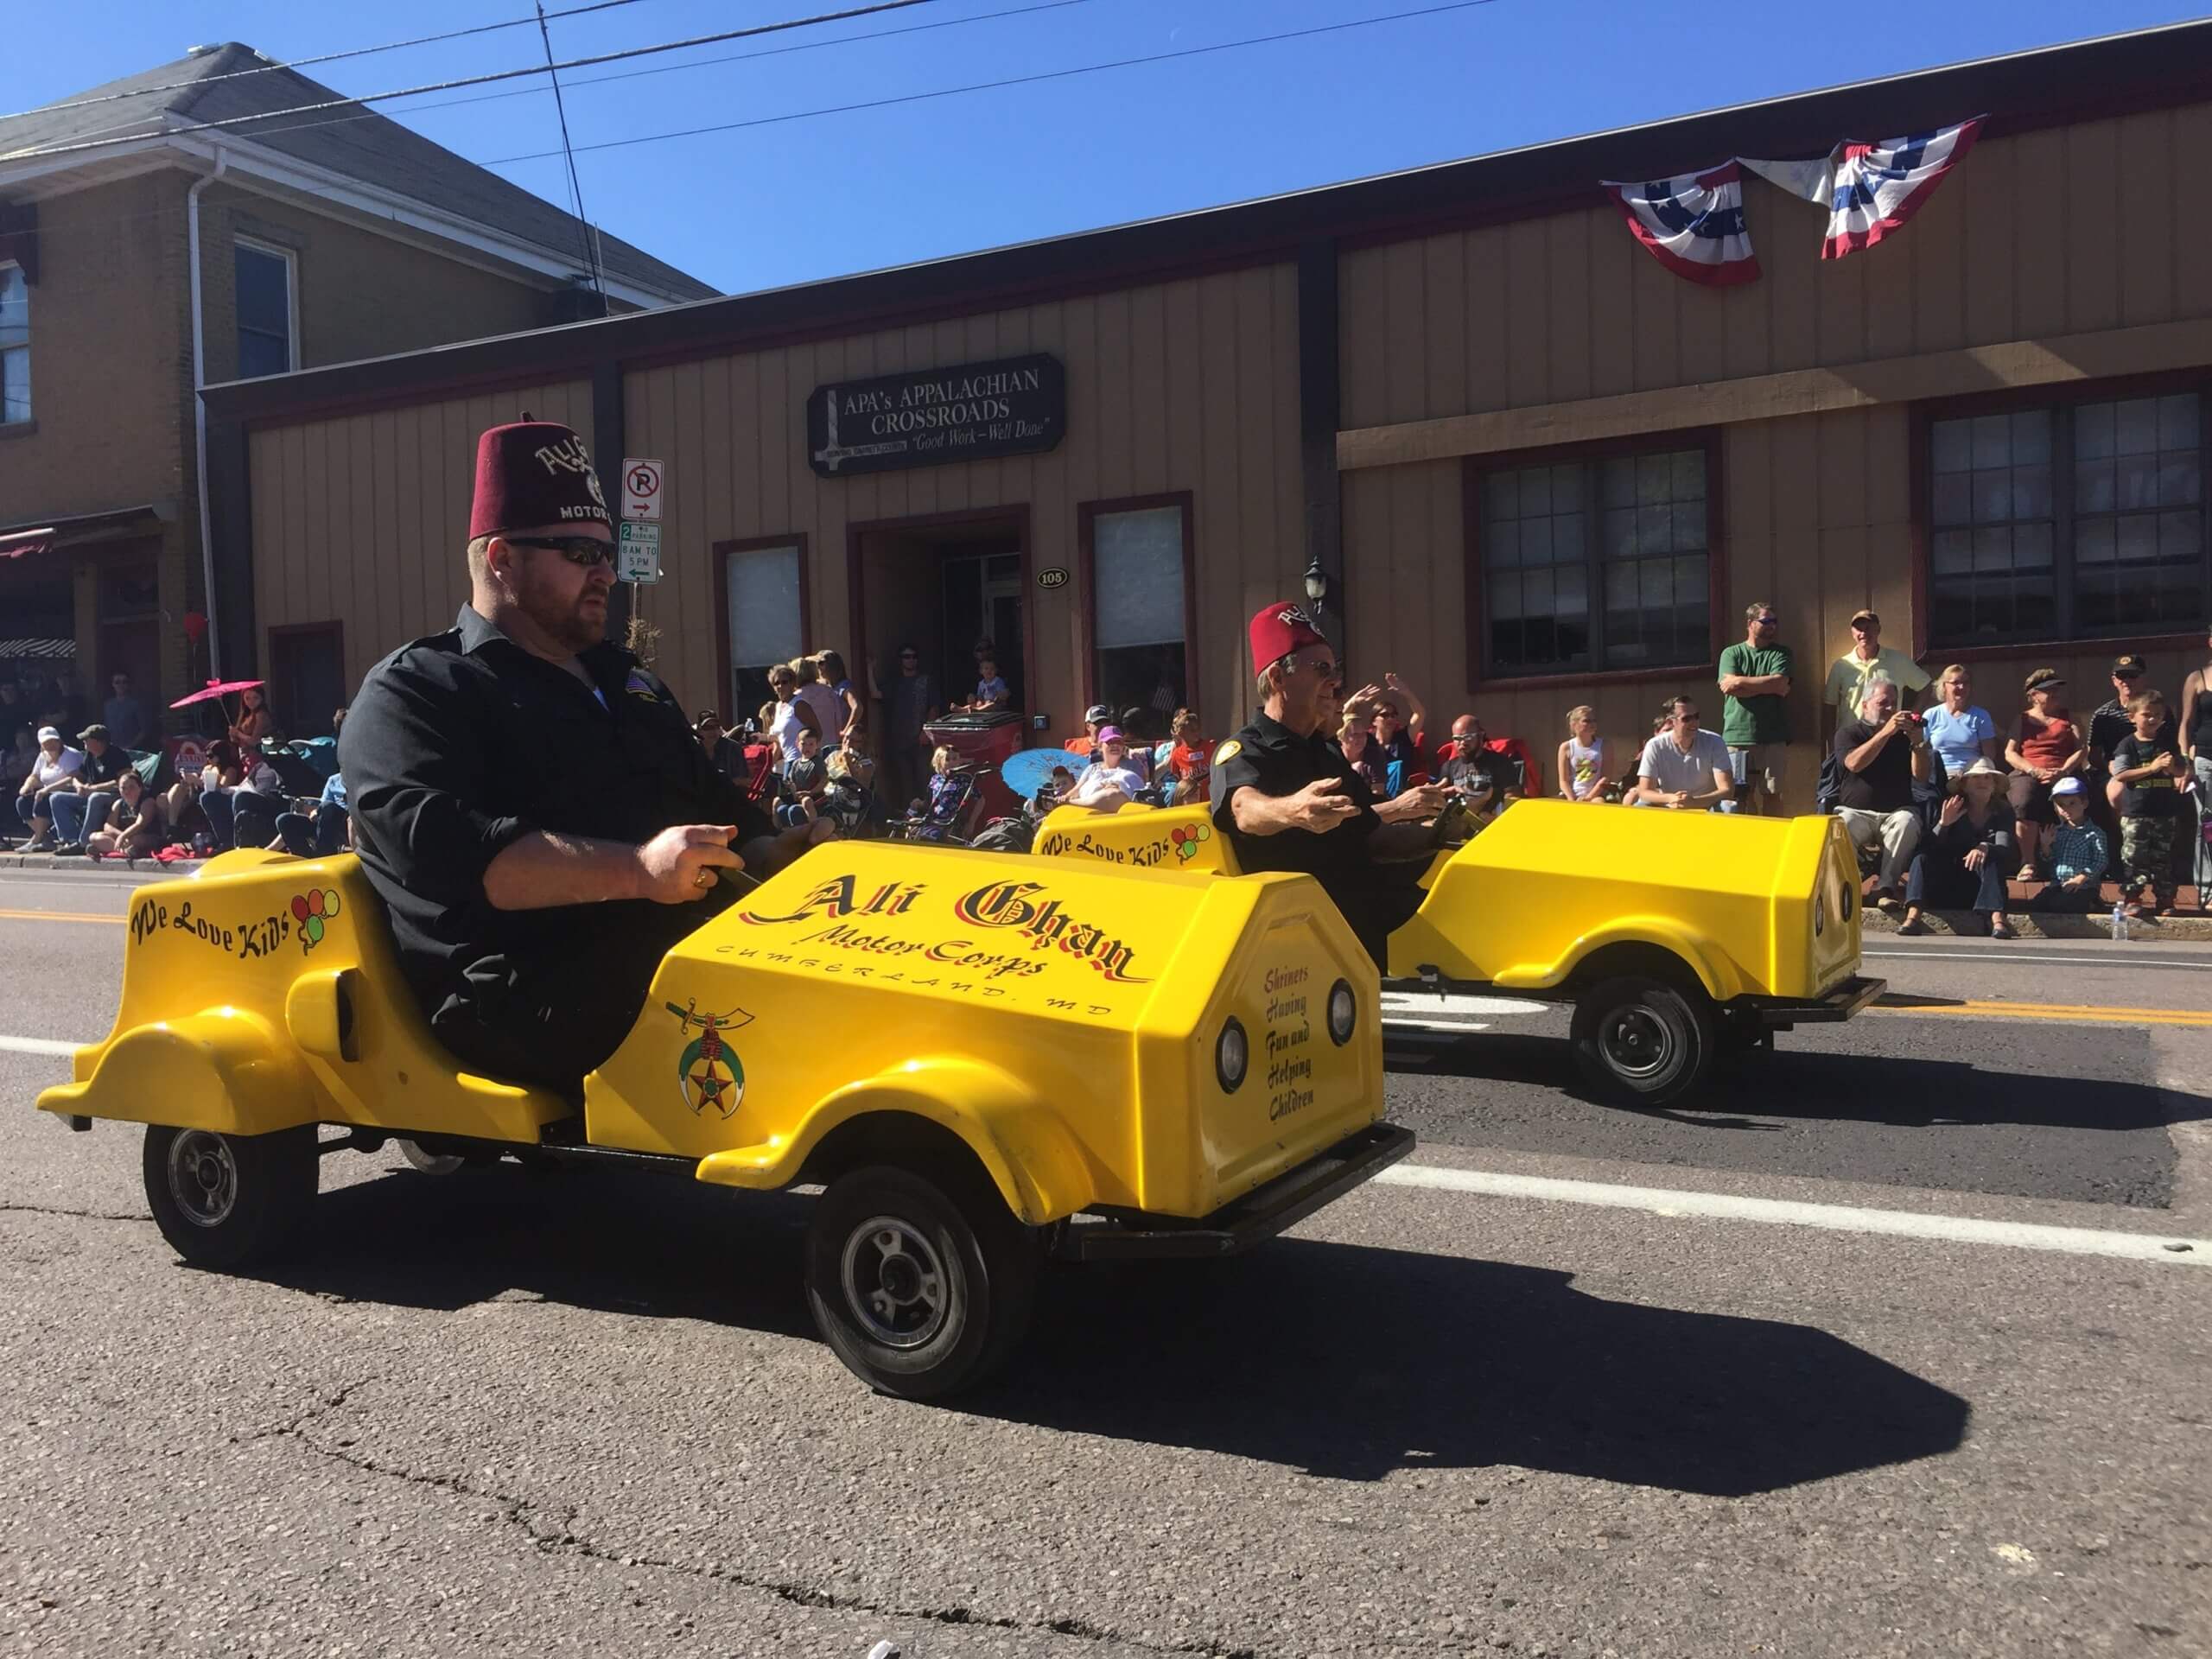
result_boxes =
[8,725,85,850]
[1626,696,1734,810]
[2004,667,2083,880]
[85,770,174,861]
[1896,757,2017,938]
[276,764,352,859]
[1066,726,1148,810]
[44,723,132,855]
[2031,777,2109,914]
[1832,675,1934,907]
[1212,602,1446,969]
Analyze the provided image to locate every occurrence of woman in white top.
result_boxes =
[1065,728,1147,809]
[766,664,822,764]
[1555,705,1611,802]
[10,726,85,849]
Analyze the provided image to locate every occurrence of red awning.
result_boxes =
[0,528,54,560]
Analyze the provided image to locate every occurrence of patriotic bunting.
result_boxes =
[1602,163,1759,286]
[1742,118,1981,258]
[1607,116,1982,281]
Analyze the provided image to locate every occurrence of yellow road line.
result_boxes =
[0,908,124,926]
[1872,999,2212,1028]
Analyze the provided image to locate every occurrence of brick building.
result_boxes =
[202,23,2212,801]
[0,42,713,740]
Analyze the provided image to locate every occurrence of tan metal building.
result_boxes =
[206,24,2212,804]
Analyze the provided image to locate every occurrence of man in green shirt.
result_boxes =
[1717,601,1793,815]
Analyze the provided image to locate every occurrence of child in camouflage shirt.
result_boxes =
[2110,690,2188,918]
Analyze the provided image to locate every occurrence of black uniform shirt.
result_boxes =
[340,606,773,1045]
[1209,710,1382,879]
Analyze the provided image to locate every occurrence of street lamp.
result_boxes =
[1303,554,1329,609]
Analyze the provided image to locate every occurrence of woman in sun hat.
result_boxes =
[1896,756,2018,939]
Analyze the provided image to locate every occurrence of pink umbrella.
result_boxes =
[169,677,264,710]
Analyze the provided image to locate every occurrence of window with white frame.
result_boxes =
[0,264,28,423]
[1928,391,2208,645]
[234,240,296,378]
[1089,502,1190,719]
[725,543,804,728]
[1476,444,1712,677]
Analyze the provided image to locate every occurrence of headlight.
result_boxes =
[1216,1017,1249,1092]
[1814,886,1827,937]
[1326,978,1357,1046]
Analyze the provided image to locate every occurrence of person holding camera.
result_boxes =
[2002,667,2084,881]
[1833,673,1934,907]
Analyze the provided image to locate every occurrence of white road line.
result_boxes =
[1380,992,1550,1015]
[0,1036,86,1057]
[1376,1163,2211,1266]
[1383,1020,1495,1036]
[1864,949,2212,969]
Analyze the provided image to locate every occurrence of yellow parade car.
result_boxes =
[1034,797,1883,1106]
[36,844,1408,1399]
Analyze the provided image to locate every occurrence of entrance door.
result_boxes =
[940,550,1025,708]
[849,510,1030,718]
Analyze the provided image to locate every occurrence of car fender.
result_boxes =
[691,1057,1096,1226]
[36,1009,322,1135]
[1492,917,1739,1001]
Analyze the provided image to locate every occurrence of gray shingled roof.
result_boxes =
[0,42,716,302]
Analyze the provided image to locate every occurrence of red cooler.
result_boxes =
[923,710,1027,818]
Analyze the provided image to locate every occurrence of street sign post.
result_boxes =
[620,458,664,522]
[617,520,662,585]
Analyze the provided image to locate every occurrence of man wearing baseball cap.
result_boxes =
[341,418,827,1093]
[1210,601,1445,969]
[1821,608,1929,747]
[1065,703,1115,761]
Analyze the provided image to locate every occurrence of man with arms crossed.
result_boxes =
[342,420,829,1092]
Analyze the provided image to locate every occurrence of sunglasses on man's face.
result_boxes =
[505,535,614,569]
[1286,655,1343,683]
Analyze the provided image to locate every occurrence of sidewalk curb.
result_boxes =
[1,852,204,880]
[1861,907,2212,943]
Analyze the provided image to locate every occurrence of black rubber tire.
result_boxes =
[143,1123,317,1270]
[804,1160,1044,1402]
[1569,975,1715,1106]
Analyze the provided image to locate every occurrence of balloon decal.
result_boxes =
[1169,823,1213,862]
[289,889,342,953]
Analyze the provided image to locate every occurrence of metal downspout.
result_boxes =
[188,149,227,678]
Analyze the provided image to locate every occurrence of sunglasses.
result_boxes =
[1753,614,1778,626]
[505,535,614,568]
[1286,655,1344,683]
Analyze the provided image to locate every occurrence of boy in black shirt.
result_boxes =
[2111,690,2187,917]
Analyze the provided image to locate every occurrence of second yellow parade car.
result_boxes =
[36,842,1408,1399]
[1035,796,1884,1106]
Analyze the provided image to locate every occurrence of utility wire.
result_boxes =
[535,0,607,305]
[484,0,1503,165]
[0,0,665,124]
[0,0,1095,251]
[3,0,946,164]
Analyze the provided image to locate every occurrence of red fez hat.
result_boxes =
[1249,600,1329,672]
[468,418,611,539]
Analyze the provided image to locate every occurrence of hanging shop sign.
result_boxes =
[808,353,1065,478]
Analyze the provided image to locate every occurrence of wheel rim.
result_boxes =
[167,1130,238,1228]
[840,1215,953,1350]
[1598,1004,1675,1080]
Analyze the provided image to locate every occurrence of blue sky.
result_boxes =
[19,0,2211,294]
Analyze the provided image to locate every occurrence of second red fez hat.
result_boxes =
[468,418,611,539]
[1248,599,1329,672]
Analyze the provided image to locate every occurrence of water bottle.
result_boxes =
[2110,901,2128,942]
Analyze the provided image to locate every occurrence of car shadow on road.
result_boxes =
[1390,1031,2208,1132]
[259,1164,1969,1500]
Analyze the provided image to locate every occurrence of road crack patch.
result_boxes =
[232,1376,378,1446]
[0,1201,146,1224]
[280,1431,1256,1657]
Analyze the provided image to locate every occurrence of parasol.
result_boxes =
[999,746,1090,798]
[170,677,265,709]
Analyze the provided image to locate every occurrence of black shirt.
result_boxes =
[1832,719,1917,813]
[2112,732,2184,817]
[76,745,130,789]
[340,606,773,1062]
[1210,710,1382,880]
[2088,696,2177,775]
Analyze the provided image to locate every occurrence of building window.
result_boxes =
[1476,444,1711,677]
[1084,498,1192,720]
[266,623,346,739]
[0,264,28,423]
[234,241,296,378]
[1929,391,2206,645]
[722,541,804,727]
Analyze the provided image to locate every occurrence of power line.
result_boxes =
[0,0,1096,252]
[535,0,607,307]
[482,0,1503,166]
[3,0,947,165]
[0,0,665,125]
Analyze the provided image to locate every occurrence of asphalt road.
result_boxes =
[3,868,2209,1658]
